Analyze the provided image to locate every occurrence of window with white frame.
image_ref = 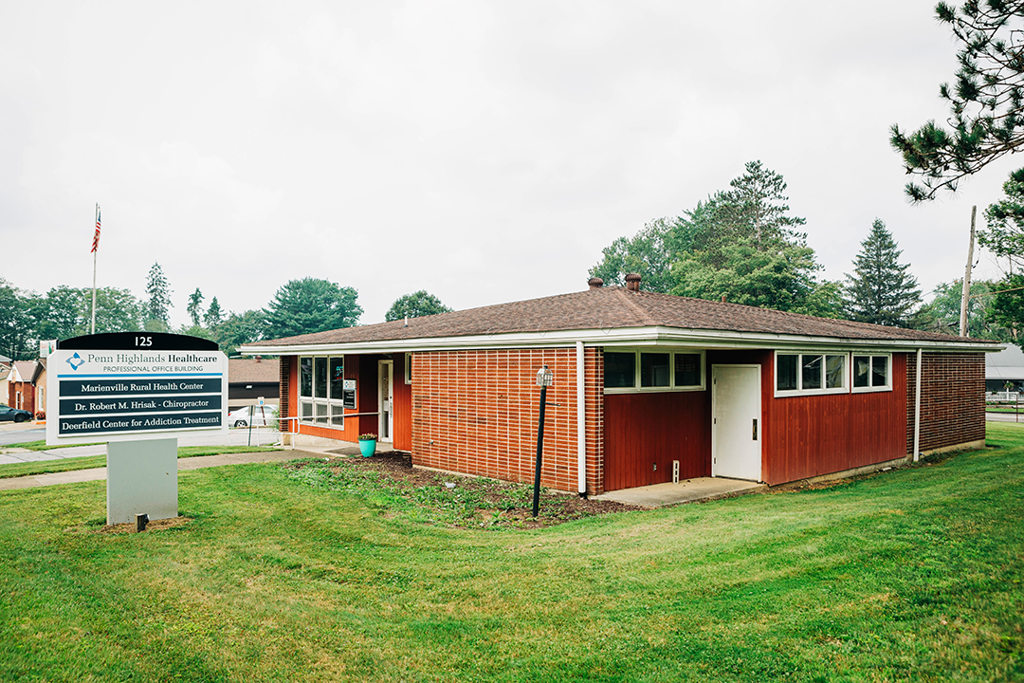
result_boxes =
[775,352,848,396]
[852,354,891,392]
[604,349,705,392]
[299,355,346,426]
[404,352,412,384]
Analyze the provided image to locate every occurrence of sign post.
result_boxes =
[46,332,227,525]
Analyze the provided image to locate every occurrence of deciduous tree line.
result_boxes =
[589,160,1018,343]
[0,266,452,360]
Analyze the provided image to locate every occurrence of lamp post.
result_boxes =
[533,365,554,517]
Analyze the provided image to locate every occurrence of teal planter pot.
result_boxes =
[358,439,376,457]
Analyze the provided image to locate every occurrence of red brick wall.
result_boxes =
[411,348,601,494]
[906,352,986,453]
[584,348,604,495]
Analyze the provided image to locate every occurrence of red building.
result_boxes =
[242,278,995,495]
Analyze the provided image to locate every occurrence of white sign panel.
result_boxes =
[47,347,228,445]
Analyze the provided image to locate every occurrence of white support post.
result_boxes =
[576,340,587,495]
[913,348,922,462]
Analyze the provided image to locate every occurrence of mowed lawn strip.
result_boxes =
[0,425,1021,681]
[0,445,282,479]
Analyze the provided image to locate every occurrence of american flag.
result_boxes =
[91,204,101,253]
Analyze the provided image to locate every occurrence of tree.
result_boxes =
[187,288,205,327]
[842,219,922,326]
[32,286,83,341]
[144,262,172,332]
[90,288,144,334]
[213,310,266,355]
[0,279,33,359]
[588,218,675,293]
[204,297,223,328]
[891,2,1024,200]
[916,279,1012,339]
[263,278,362,339]
[385,290,453,321]
[667,161,841,317]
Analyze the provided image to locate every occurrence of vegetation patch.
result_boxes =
[285,451,636,528]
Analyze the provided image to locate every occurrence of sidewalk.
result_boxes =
[0,450,319,491]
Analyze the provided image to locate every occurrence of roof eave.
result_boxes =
[240,326,1002,356]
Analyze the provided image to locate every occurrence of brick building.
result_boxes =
[242,277,996,495]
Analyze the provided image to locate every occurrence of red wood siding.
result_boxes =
[393,353,412,451]
[906,352,985,453]
[764,352,907,484]
[603,391,709,490]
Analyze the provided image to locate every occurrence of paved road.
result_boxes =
[986,412,1024,423]
[0,426,45,446]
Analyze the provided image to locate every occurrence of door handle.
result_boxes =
[752,419,758,440]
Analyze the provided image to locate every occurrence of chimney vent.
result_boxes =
[625,273,642,292]
[587,277,604,290]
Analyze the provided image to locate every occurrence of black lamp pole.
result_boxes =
[532,365,551,517]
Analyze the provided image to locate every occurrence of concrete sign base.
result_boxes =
[107,438,178,525]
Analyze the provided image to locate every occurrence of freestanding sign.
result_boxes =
[46,332,228,525]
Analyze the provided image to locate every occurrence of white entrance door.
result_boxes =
[712,364,762,481]
[378,360,393,442]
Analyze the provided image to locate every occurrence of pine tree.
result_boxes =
[891,2,1024,200]
[144,262,172,332]
[204,297,223,328]
[187,288,205,327]
[843,220,922,326]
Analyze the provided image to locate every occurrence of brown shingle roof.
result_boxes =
[248,287,989,349]
[229,357,280,383]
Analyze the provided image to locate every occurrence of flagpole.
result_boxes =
[91,203,98,335]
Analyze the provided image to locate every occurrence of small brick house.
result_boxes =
[242,278,996,495]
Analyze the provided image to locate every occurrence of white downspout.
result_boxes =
[913,348,922,462]
[576,340,587,495]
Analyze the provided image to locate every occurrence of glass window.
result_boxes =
[300,400,314,421]
[605,352,636,388]
[640,353,671,387]
[405,353,412,384]
[314,357,328,398]
[674,353,701,387]
[315,402,328,425]
[802,355,823,390]
[777,354,798,391]
[300,357,313,397]
[825,355,846,389]
[330,403,345,427]
[872,356,888,387]
[329,357,344,399]
[853,356,870,388]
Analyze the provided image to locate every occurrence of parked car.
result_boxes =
[0,404,32,423]
[228,405,277,428]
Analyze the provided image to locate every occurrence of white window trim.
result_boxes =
[774,351,850,398]
[298,354,347,428]
[404,352,412,384]
[603,348,706,394]
[851,353,893,394]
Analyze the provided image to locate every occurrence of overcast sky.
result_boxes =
[1,1,1017,327]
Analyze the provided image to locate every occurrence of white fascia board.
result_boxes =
[239,326,1002,356]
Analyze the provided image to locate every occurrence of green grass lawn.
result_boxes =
[0,427,1021,681]
[0,445,282,479]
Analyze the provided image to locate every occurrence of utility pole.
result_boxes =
[959,205,977,337]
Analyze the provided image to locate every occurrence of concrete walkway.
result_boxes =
[0,450,316,491]
[592,477,765,508]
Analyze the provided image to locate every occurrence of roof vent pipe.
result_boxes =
[587,277,604,290]
[625,273,642,292]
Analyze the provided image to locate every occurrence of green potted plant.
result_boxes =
[358,433,377,457]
